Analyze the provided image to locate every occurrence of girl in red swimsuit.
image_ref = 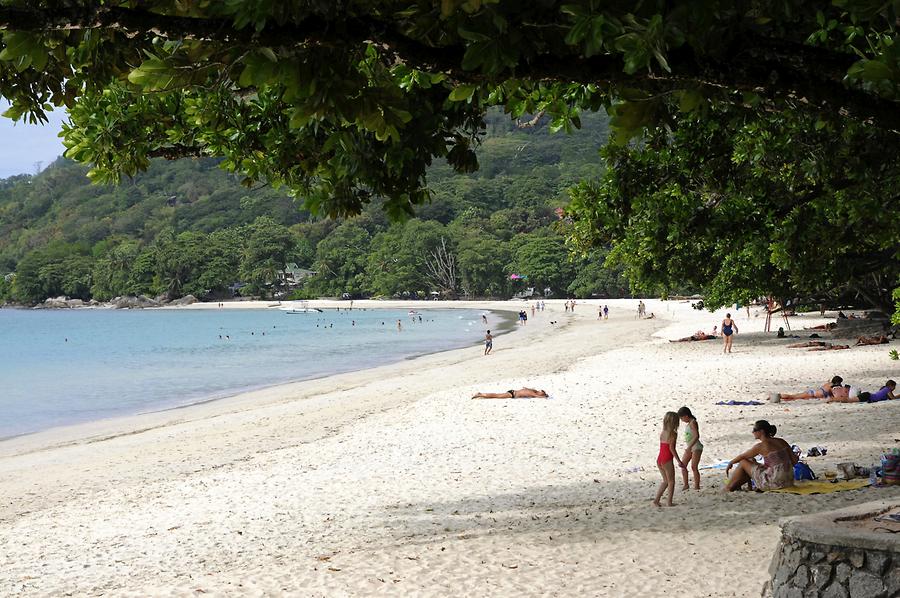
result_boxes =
[653,411,686,507]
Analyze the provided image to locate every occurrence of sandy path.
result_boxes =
[1,299,898,597]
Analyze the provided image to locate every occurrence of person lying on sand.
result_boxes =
[786,340,850,350]
[770,376,843,402]
[670,330,716,342]
[856,335,890,346]
[806,343,850,351]
[786,340,829,348]
[471,388,549,399]
[827,380,896,403]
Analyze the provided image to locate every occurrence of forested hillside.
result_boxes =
[0,110,627,304]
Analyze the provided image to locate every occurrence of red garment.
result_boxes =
[657,441,674,465]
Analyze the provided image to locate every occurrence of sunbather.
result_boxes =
[471,387,549,399]
[827,380,896,403]
[786,341,828,348]
[806,343,850,351]
[770,376,843,402]
[855,335,889,346]
[670,330,716,342]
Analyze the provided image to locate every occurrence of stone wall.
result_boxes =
[768,500,900,598]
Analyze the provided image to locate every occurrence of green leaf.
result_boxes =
[1,103,26,121]
[258,47,278,62]
[564,17,591,45]
[457,27,492,42]
[678,89,703,113]
[449,85,477,102]
[127,58,178,91]
[0,32,36,60]
[860,59,894,81]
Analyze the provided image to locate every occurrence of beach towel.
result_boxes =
[768,479,871,495]
[699,459,730,470]
[715,400,764,406]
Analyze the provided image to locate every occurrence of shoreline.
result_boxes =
[0,304,520,450]
[2,298,898,596]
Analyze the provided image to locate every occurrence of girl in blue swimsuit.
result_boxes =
[721,313,738,353]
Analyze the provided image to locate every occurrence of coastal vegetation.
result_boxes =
[0,111,626,303]
[0,2,897,314]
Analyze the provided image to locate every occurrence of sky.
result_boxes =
[0,105,67,179]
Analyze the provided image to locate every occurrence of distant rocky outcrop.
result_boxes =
[26,294,202,309]
[110,295,161,309]
[34,296,70,309]
[168,294,198,306]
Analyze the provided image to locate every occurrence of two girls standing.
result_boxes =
[653,407,703,506]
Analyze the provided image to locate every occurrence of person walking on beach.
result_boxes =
[531,304,536,318]
[654,411,685,507]
[598,305,603,320]
[603,305,609,319]
[721,313,738,353]
[484,330,493,355]
[677,407,703,490]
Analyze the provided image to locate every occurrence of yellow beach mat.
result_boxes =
[769,479,871,495]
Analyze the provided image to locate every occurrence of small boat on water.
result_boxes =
[280,301,323,314]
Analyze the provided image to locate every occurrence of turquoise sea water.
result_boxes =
[0,307,497,439]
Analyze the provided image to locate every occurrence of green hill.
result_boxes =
[0,110,626,303]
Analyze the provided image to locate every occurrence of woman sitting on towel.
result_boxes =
[725,420,797,491]
[471,388,549,399]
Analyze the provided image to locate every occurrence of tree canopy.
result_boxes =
[2,2,900,213]
[1,1,898,312]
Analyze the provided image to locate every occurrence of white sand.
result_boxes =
[1,299,898,597]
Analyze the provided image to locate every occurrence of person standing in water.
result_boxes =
[397,319,402,332]
[484,330,493,355]
[721,312,738,353]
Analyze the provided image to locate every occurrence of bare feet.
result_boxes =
[682,485,689,491]
[652,500,660,507]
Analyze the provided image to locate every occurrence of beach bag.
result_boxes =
[882,452,900,486]
[794,462,816,481]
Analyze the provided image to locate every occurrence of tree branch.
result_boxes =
[1,5,898,130]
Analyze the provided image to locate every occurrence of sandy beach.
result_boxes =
[1,298,898,597]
